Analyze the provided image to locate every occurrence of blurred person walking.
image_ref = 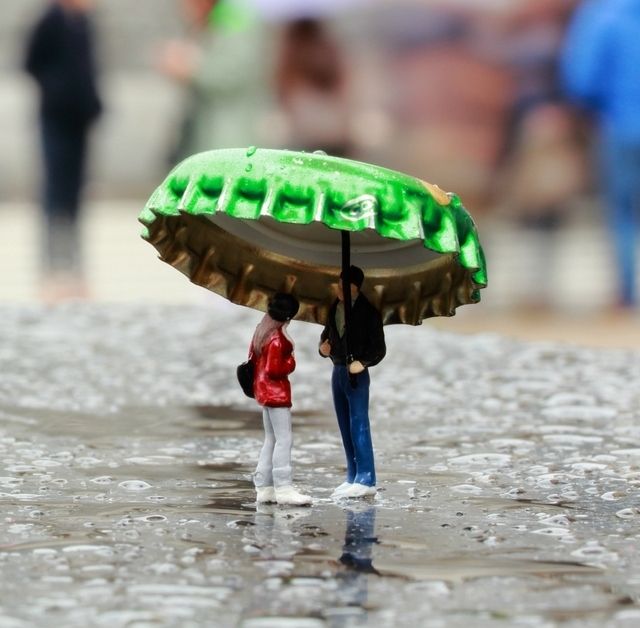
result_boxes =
[498,1,586,309]
[275,17,352,157]
[158,0,271,162]
[561,0,640,308]
[24,0,102,301]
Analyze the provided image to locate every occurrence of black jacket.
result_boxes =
[24,4,102,123]
[320,294,386,367]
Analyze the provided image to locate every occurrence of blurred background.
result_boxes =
[2,0,639,346]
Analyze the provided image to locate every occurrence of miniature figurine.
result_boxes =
[319,266,386,498]
[141,148,487,500]
[250,293,311,506]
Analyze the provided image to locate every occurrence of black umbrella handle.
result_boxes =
[341,231,357,389]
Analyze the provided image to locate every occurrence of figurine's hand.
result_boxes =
[348,360,365,374]
[319,340,331,357]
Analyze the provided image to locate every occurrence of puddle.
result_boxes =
[374,557,601,582]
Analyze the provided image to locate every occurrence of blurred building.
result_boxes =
[0,0,629,314]
[0,0,586,205]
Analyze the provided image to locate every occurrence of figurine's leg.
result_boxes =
[268,406,293,489]
[268,407,312,505]
[347,369,376,487]
[254,407,275,488]
[332,366,357,483]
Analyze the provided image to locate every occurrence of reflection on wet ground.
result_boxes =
[1,305,640,626]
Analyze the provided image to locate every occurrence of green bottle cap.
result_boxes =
[140,148,487,325]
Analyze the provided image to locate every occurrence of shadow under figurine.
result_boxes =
[250,293,312,506]
[320,266,386,498]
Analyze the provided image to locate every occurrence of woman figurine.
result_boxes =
[250,293,311,506]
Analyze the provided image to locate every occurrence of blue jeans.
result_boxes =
[602,138,640,306]
[331,366,376,486]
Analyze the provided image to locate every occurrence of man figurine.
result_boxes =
[319,265,386,498]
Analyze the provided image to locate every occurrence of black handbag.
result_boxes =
[236,359,255,398]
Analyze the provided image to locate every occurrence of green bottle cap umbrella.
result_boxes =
[139,147,487,326]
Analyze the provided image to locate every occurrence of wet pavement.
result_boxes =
[1,304,640,627]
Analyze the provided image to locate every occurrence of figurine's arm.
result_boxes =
[358,307,386,368]
[319,324,331,358]
[264,337,295,379]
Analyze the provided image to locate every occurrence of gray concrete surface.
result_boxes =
[1,304,640,627]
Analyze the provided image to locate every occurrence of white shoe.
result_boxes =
[275,485,312,506]
[256,486,276,503]
[331,481,353,497]
[340,483,376,498]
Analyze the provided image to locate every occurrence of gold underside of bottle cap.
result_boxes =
[144,211,481,326]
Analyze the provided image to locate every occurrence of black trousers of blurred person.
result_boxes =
[40,117,90,275]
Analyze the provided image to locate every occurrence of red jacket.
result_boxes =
[251,328,295,408]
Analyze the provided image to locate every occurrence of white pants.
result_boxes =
[254,406,293,488]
